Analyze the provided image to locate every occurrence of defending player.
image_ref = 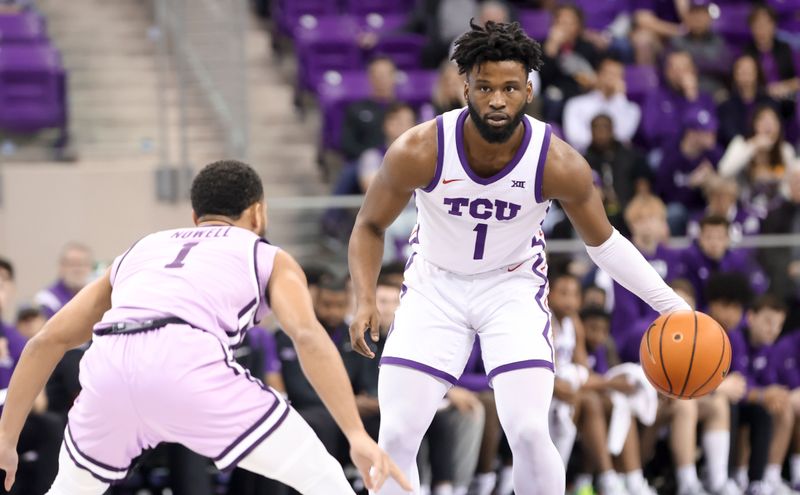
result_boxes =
[348,20,690,494]
[0,160,410,495]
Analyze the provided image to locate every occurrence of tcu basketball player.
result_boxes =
[0,161,409,494]
[348,20,690,495]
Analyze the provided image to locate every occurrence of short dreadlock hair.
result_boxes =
[451,19,543,77]
[191,160,264,219]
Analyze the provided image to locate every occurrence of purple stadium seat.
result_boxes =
[558,0,628,31]
[316,69,437,151]
[358,13,408,33]
[768,0,800,13]
[0,44,67,133]
[370,34,426,70]
[343,0,414,16]
[294,16,363,91]
[518,9,552,42]
[624,65,659,105]
[712,3,753,48]
[274,0,338,38]
[0,12,46,44]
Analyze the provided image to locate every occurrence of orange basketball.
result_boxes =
[639,310,731,399]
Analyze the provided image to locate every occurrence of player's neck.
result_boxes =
[462,117,525,172]
[196,215,235,228]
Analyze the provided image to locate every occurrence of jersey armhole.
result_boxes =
[109,237,143,287]
[420,115,445,193]
[534,123,553,203]
[256,239,279,311]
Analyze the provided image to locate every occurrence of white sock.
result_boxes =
[453,487,468,495]
[735,466,749,489]
[792,454,800,486]
[624,469,646,492]
[765,464,782,485]
[676,464,700,491]
[702,429,730,490]
[433,484,454,495]
[496,466,514,495]
[574,473,593,489]
[473,472,496,495]
[598,470,621,492]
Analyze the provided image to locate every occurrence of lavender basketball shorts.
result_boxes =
[380,253,555,386]
[65,324,289,484]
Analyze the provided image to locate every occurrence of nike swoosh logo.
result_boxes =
[442,179,464,184]
[507,261,525,272]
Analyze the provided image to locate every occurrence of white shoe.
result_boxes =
[679,481,711,495]
[711,479,743,495]
[770,479,800,495]
[637,482,658,495]
[598,473,629,495]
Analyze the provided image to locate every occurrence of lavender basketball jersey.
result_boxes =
[412,107,552,275]
[100,226,278,347]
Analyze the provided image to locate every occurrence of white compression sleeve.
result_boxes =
[585,229,691,315]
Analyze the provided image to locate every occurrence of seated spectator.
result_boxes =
[771,329,800,491]
[340,56,398,161]
[612,195,683,362]
[656,106,722,234]
[358,103,417,193]
[745,5,799,133]
[582,284,607,310]
[641,280,741,495]
[630,25,664,68]
[564,57,641,153]
[34,242,94,319]
[670,0,731,94]
[0,261,62,495]
[729,295,797,494]
[404,0,478,68]
[717,54,778,147]
[686,176,761,244]
[639,50,715,149]
[539,4,600,123]
[583,114,651,231]
[633,0,686,39]
[718,104,797,219]
[420,61,466,121]
[14,306,46,341]
[680,215,768,310]
[759,168,800,301]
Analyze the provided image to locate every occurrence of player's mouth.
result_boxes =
[485,113,509,127]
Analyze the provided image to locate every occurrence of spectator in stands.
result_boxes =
[358,103,417,193]
[582,284,607,310]
[14,306,45,341]
[729,295,796,494]
[771,328,800,491]
[746,5,799,130]
[718,105,797,219]
[670,0,731,94]
[630,25,664,67]
[717,54,778,147]
[563,57,641,153]
[539,4,600,124]
[686,176,761,244]
[681,215,769,310]
[404,0,478,68]
[612,195,683,362]
[656,106,721,234]
[639,50,715,148]
[759,168,800,301]
[340,56,397,161]
[0,260,62,495]
[34,242,93,319]
[642,280,741,495]
[0,0,31,14]
[633,0,686,39]
[420,61,466,121]
[583,114,651,231]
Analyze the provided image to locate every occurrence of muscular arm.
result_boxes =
[347,121,437,357]
[0,270,111,444]
[543,137,690,315]
[268,250,366,439]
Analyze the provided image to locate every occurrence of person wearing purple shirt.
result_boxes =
[655,105,722,234]
[33,243,93,320]
[680,215,769,310]
[611,195,684,362]
[686,176,761,244]
[728,295,797,494]
[639,50,716,149]
[771,330,800,490]
[633,0,684,38]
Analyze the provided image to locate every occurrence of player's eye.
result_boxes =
[480,86,491,92]
[505,86,516,92]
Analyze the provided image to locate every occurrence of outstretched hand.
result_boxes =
[349,432,411,492]
[0,436,18,492]
[349,304,380,358]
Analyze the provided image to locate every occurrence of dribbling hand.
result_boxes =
[350,304,380,358]
[0,437,18,491]
[349,432,412,492]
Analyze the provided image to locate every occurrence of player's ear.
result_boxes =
[526,78,533,103]
[463,77,469,103]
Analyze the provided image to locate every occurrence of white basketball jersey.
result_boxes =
[411,107,552,275]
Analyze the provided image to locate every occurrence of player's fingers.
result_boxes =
[350,322,374,358]
[369,314,380,342]
[4,469,15,491]
[387,457,412,491]
[370,454,390,491]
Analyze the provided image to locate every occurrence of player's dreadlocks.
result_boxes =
[451,19,543,76]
